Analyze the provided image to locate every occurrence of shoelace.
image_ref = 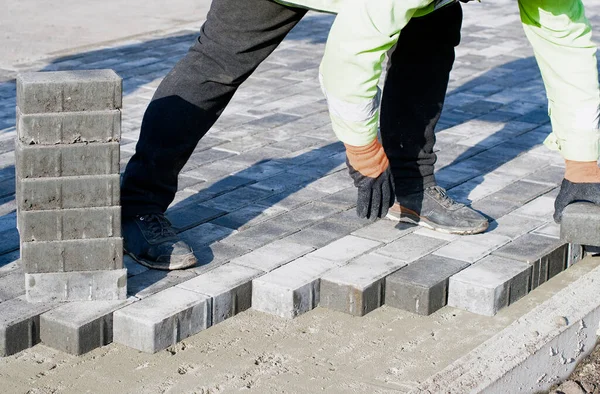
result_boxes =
[138,214,177,239]
[427,186,465,209]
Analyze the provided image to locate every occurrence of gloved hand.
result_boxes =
[345,139,395,220]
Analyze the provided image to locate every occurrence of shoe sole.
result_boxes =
[124,249,198,271]
[386,211,489,235]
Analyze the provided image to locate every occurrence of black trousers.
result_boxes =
[121,0,463,217]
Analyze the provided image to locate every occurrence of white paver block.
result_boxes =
[232,240,314,272]
[308,235,381,264]
[252,256,337,319]
[177,263,262,324]
[448,255,532,316]
[113,287,211,353]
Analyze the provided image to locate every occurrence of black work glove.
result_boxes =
[347,158,395,220]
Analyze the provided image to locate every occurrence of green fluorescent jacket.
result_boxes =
[275,0,445,146]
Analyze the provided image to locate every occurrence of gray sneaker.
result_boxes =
[122,213,197,270]
[387,186,489,235]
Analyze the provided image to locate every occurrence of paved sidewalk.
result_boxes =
[1,0,600,392]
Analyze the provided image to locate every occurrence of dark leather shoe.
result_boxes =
[387,186,488,235]
[122,214,197,270]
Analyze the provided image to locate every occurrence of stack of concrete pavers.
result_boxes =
[15,70,126,303]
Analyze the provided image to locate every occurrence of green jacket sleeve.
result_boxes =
[319,0,436,146]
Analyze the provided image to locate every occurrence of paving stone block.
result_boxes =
[0,251,21,277]
[232,240,314,272]
[447,255,532,316]
[19,207,120,241]
[0,270,25,302]
[385,255,469,316]
[17,70,122,114]
[320,254,406,316]
[25,268,127,302]
[15,141,120,178]
[40,299,132,355]
[189,242,250,275]
[0,297,57,356]
[220,219,298,251]
[305,170,351,194]
[352,220,415,243]
[486,180,554,206]
[309,235,381,264]
[492,233,567,289]
[113,287,211,353]
[202,185,274,212]
[17,174,120,211]
[22,237,123,274]
[252,256,337,319]
[532,222,560,239]
[123,255,148,277]
[258,187,329,211]
[211,204,287,230]
[560,202,600,247]
[272,202,341,230]
[489,214,546,240]
[433,232,511,264]
[282,219,358,248]
[567,244,584,267]
[511,195,555,220]
[127,269,196,299]
[177,263,263,324]
[376,233,448,263]
[166,204,226,232]
[0,227,20,255]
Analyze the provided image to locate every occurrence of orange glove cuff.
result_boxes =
[345,139,389,179]
[564,159,600,183]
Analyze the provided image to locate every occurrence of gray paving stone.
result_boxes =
[272,202,341,230]
[489,214,547,240]
[511,195,555,220]
[251,171,315,194]
[433,233,511,264]
[317,187,357,210]
[523,165,565,186]
[179,175,255,203]
[17,70,122,114]
[305,170,351,194]
[385,255,470,316]
[0,228,19,255]
[232,240,314,272]
[282,218,358,248]
[252,256,337,319]
[22,237,123,274]
[202,185,274,212]
[486,180,555,206]
[493,233,567,289]
[0,270,25,302]
[531,221,560,239]
[40,299,132,355]
[179,222,235,250]
[352,220,415,243]
[189,242,250,276]
[220,219,298,251]
[127,269,196,299]
[166,205,226,232]
[309,235,381,264]
[123,255,148,277]
[113,287,211,353]
[470,195,520,221]
[0,251,21,277]
[561,202,600,247]
[376,233,448,263]
[447,255,532,316]
[177,263,262,324]
[0,297,57,356]
[25,268,127,302]
[211,204,287,230]
[320,254,406,316]
[17,174,120,211]
[19,207,120,241]
[15,141,120,178]
[258,187,329,210]
[568,243,584,267]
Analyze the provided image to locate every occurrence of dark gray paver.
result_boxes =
[385,255,469,316]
